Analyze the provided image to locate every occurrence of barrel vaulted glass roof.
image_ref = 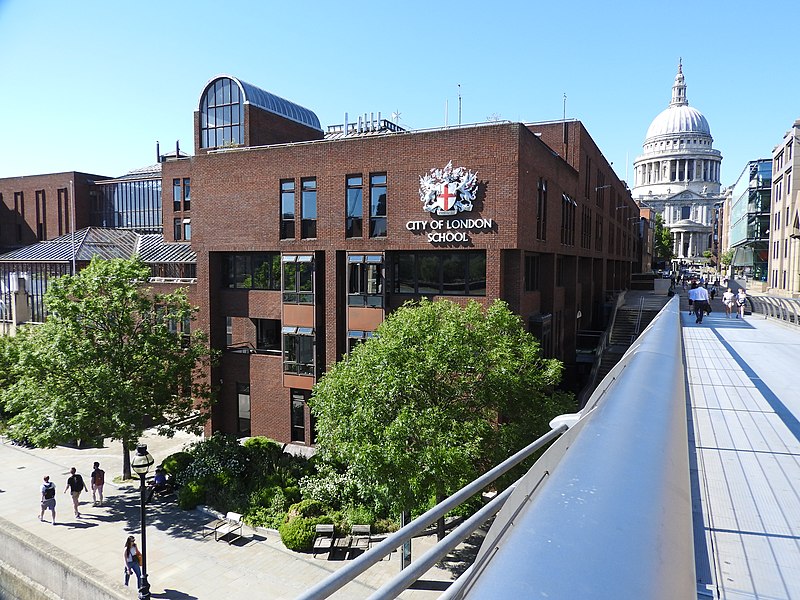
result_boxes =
[199,75,322,133]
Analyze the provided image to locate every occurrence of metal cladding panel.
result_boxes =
[0,229,195,266]
[461,299,695,600]
[236,78,322,131]
[136,235,196,263]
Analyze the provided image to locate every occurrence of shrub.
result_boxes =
[373,517,399,534]
[343,505,375,529]
[243,489,290,529]
[161,451,193,477]
[286,499,324,519]
[177,433,249,488]
[279,515,333,551]
[177,481,205,510]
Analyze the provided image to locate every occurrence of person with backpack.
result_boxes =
[91,461,105,506]
[64,467,88,518]
[39,475,57,524]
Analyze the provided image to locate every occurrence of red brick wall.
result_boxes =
[0,172,108,252]
[185,119,635,442]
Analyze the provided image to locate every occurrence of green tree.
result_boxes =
[309,298,573,525]
[720,249,734,268]
[653,214,674,261]
[2,257,215,478]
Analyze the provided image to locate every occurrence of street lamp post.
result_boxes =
[131,444,154,600]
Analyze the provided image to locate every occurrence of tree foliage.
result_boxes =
[720,249,734,268]
[653,213,673,260]
[1,257,215,476]
[308,298,573,517]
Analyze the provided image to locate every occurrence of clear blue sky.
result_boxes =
[1,0,798,188]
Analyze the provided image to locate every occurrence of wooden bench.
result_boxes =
[204,512,244,544]
[312,524,335,558]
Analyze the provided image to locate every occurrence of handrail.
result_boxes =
[453,296,695,599]
[576,290,626,407]
[748,294,800,327]
[294,425,567,600]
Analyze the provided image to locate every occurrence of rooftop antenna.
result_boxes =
[391,110,402,125]
[445,99,449,127]
[562,93,567,156]
[458,84,462,126]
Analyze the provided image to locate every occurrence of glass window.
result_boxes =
[226,316,233,347]
[221,253,281,289]
[348,255,384,307]
[280,179,295,239]
[183,220,191,241]
[291,390,308,442]
[183,178,191,211]
[236,383,251,437]
[370,173,387,238]
[283,328,314,375]
[301,178,317,239]
[200,77,244,149]
[536,178,547,241]
[347,330,375,354]
[253,319,281,353]
[392,251,486,296]
[282,255,314,303]
[173,179,181,212]
[173,218,182,241]
[525,254,540,291]
[346,175,363,238]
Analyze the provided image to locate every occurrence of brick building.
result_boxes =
[0,74,639,448]
[176,75,638,447]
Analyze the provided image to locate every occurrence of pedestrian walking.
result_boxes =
[90,461,105,506]
[736,288,748,319]
[64,467,88,518]
[688,283,710,324]
[123,536,142,588]
[39,475,57,525]
[722,288,735,318]
[709,284,717,301]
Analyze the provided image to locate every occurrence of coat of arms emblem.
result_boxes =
[419,161,478,216]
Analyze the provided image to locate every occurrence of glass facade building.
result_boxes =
[729,159,772,281]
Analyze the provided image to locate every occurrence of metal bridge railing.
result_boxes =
[748,294,800,326]
[297,296,694,599]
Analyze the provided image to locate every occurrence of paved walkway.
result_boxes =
[0,432,459,599]
[681,289,800,599]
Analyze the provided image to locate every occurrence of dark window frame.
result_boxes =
[301,178,317,239]
[282,328,315,376]
[282,254,314,303]
[369,173,387,238]
[222,252,281,290]
[236,382,251,437]
[348,254,384,307]
[346,175,363,238]
[280,179,295,240]
[392,250,486,296]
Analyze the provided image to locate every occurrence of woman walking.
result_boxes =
[736,288,748,319]
[722,288,735,318]
[123,536,142,588]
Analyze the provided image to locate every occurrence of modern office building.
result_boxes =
[631,61,725,269]
[768,120,800,296]
[728,159,772,288]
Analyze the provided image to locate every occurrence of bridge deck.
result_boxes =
[683,304,800,599]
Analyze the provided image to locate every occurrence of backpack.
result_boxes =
[93,469,105,486]
[43,483,55,499]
